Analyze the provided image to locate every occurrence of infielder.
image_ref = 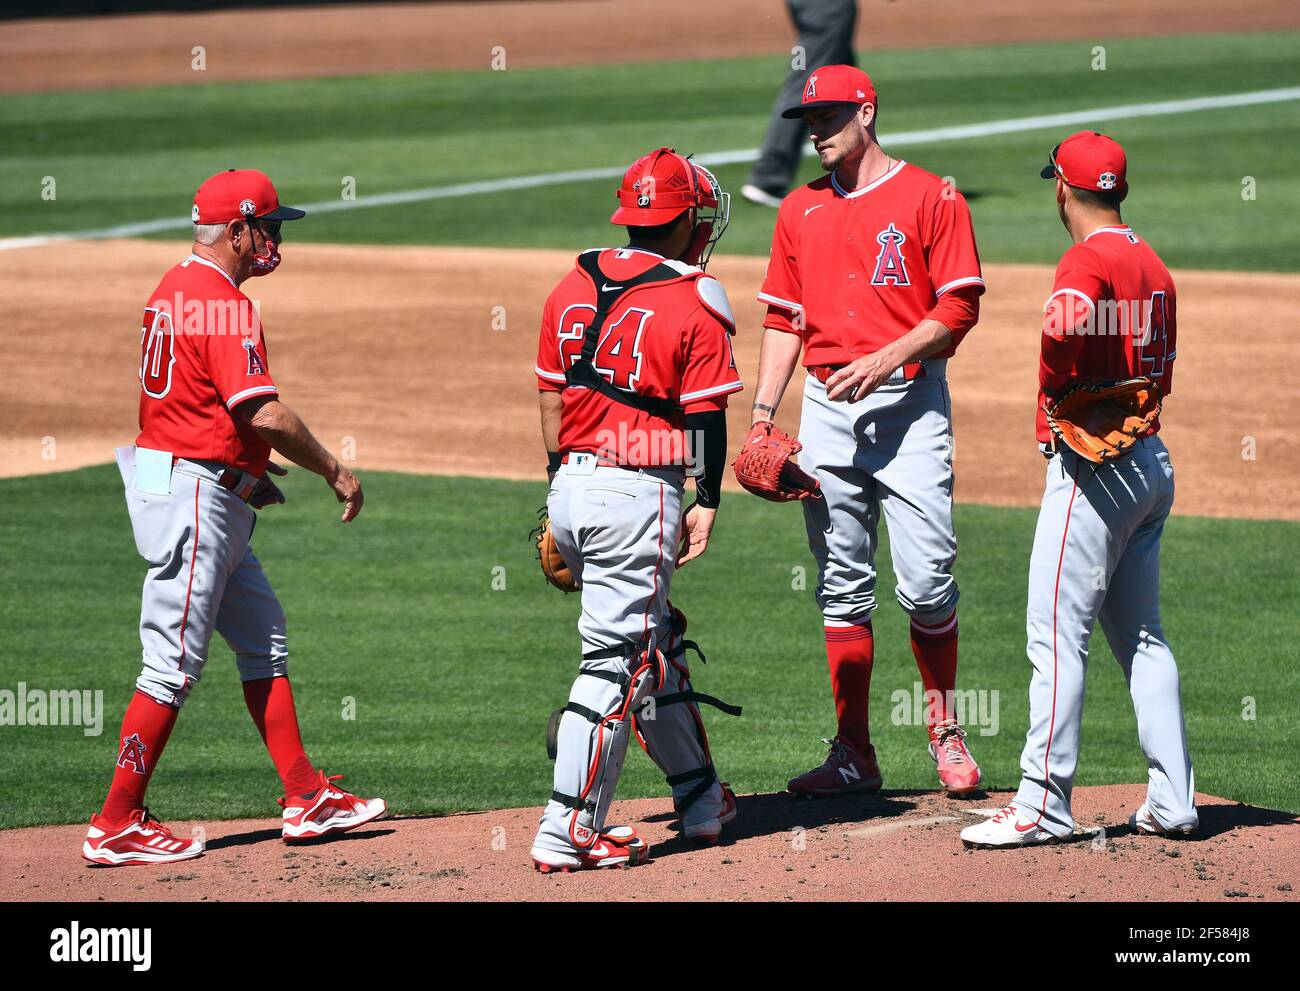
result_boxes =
[84,169,386,867]
[962,133,1196,847]
[531,148,742,872]
[749,65,985,797]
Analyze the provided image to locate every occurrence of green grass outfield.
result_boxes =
[3,32,1300,269]
[1,465,1296,829]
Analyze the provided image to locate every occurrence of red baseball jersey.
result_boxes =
[1038,225,1177,442]
[759,161,985,366]
[535,248,742,466]
[136,254,278,474]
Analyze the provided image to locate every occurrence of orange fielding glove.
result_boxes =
[532,507,578,592]
[1043,377,1162,463]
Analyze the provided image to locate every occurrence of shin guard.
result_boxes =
[633,605,742,832]
[537,644,664,852]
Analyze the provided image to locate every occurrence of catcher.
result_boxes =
[530,148,744,872]
[962,131,1197,848]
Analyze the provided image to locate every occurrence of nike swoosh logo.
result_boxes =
[588,843,611,858]
[602,283,623,291]
[1014,822,1038,832]
[804,204,824,217]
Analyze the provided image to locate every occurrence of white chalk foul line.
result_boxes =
[4,86,1298,252]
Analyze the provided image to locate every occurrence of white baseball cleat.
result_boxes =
[531,825,649,873]
[960,804,1061,849]
[682,783,738,845]
[740,183,785,208]
[82,808,204,867]
[1130,802,1196,836]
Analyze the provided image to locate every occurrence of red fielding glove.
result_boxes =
[732,421,822,502]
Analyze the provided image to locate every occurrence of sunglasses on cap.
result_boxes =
[1040,144,1066,183]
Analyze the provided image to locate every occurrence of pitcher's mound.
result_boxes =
[4,785,1295,902]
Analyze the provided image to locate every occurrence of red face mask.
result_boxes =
[247,222,282,276]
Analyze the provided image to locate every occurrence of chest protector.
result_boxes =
[564,252,692,421]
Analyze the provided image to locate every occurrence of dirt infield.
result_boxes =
[3,785,1295,901]
[1,239,1293,520]
[4,0,1299,95]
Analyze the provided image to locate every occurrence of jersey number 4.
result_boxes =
[140,307,176,399]
[1139,290,1172,379]
[557,305,653,390]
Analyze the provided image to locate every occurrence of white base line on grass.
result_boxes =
[3,86,1298,252]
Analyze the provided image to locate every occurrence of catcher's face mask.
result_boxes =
[681,162,730,271]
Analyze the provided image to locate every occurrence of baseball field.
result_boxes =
[1,1,1298,903]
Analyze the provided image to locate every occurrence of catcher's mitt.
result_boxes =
[1043,377,1161,463]
[531,506,578,592]
[732,421,822,502]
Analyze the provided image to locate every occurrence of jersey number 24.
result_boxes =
[556,304,653,391]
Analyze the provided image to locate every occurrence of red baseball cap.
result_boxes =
[191,169,307,225]
[781,65,876,119]
[1040,131,1128,194]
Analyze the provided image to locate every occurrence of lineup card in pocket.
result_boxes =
[133,447,174,496]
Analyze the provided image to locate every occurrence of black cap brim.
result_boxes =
[780,99,861,119]
[259,205,307,221]
[1039,164,1057,179]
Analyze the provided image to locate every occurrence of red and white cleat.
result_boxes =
[930,718,982,796]
[279,771,388,843]
[787,736,883,798]
[531,826,650,873]
[82,808,204,867]
[960,805,1060,849]
[683,783,737,845]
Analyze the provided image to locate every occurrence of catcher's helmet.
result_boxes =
[610,147,730,269]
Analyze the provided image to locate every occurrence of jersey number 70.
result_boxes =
[140,307,175,399]
[556,304,653,390]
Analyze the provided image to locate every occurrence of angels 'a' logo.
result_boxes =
[117,733,149,775]
[243,337,266,375]
[871,223,910,286]
[804,74,818,100]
